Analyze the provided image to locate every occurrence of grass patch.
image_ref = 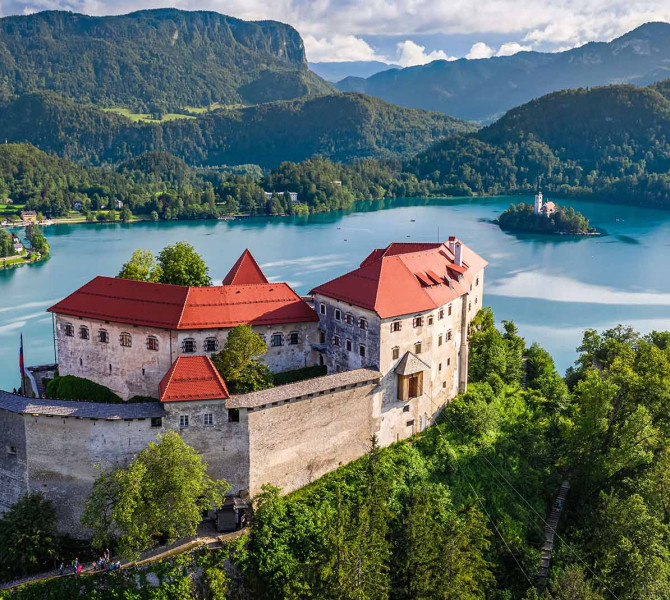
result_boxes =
[102,107,196,123]
[273,365,327,386]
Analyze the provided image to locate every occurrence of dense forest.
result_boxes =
[3,315,669,599]
[0,92,474,168]
[0,9,331,111]
[410,83,670,209]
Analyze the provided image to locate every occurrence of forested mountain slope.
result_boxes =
[410,82,670,208]
[0,92,475,168]
[0,9,332,110]
[338,22,670,122]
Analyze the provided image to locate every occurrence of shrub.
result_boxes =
[273,365,327,386]
[46,375,122,403]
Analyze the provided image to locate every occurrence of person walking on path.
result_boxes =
[72,558,79,576]
[58,562,64,576]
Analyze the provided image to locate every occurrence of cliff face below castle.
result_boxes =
[0,9,333,110]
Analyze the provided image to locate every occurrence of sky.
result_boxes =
[4,0,670,66]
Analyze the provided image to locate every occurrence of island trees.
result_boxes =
[82,432,229,558]
[497,202,592,234]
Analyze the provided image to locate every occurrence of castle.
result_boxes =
[0,238,486,535]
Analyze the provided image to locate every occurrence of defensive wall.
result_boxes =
[0,369,382,536]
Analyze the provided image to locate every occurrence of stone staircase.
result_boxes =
[536,481,570,595]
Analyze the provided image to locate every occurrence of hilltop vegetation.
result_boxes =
[4,315,669,599]
[338,22,670,122]
[0,9,331,111]
[0,91,474,168]
[410,82,670,208]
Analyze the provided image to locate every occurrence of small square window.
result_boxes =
[288,332,300,345]
[147,336,159,351]
[79,326,89,340]
[179,415,189,428]
[120,332,132,348]
[415,342,422,355]
[391,321,402,332]
[98,329,109,344]
[392,347,400,360]
[271,333,284,347]
[403,405,410,413]
[7,445,17,455]
[204,337,218,353]
[359,345,366,358]
[151,417,162,428]
[204,413,214,426]
[228,408,240,423]
[320,303,326,315]
[413,316,424,328]
[64,323,74,337]
[442,381,447,388]
[406,420,415,427]
[346,339,352,352]
[359,318,368,330]
[182,338,196,353]
[335,309,341,321]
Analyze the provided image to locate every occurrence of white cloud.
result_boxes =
[395,40,455,66]
[466,42,495,59]
[22,6,36,13]
[496,41,532,56]
[303,34,385,62]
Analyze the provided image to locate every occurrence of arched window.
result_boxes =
[181,338,196,353]
[79,326,89,340]
[120,332,132,348]
[146,336,159,351]
[98,329,109,344]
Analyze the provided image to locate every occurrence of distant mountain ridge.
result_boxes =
[338,22,670,122]
[0,91,476,168]
[0,9,333,110]
[309,61,400,82]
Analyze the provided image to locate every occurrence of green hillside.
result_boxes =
[0,92,476,168]
[410,82,670,208]
[0,9,332,111]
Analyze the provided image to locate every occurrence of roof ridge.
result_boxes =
[177,286,192,329]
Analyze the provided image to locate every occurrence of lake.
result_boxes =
[1,195,669,392]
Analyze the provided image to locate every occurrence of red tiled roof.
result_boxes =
[311,239,487,319]
[222,249,269,285]
[159,356,229,402]
[48,277,317,330]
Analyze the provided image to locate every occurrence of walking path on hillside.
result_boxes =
[0,527,246,592]
[536,481,570,595]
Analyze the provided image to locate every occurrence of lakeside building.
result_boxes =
[19,210,37,223]
[263,191,298,203]
[1,239,486,534]
[534,191,556,216]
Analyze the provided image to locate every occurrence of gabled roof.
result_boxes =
[159,356,229,403]
[48,277,318,330]
[222,249,269,285]
[311,239,487,319]
[395,351,431,375]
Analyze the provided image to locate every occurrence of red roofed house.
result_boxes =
[311,237,486,446]
[48,250,319,400]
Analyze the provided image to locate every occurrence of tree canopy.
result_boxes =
[82,431,229,557]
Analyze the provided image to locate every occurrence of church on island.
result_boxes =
[0,238,486,534]
[534,190,556,216]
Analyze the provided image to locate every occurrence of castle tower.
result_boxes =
[534,191,543,215]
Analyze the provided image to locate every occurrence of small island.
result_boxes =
[497,191,596,235]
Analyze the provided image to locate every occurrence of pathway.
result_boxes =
[536,481,570,595]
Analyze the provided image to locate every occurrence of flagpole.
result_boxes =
[19,333,24,396]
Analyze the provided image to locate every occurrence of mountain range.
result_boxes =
[0,9,332,111]
[337,22,670,123]
[309,61,400,82]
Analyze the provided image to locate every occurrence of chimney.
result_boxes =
[454,241,463,266]
[447,236,456,254]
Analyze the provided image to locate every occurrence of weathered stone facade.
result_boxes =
[55,315,318,400]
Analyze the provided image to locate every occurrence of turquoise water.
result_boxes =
[1,195,669,391]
